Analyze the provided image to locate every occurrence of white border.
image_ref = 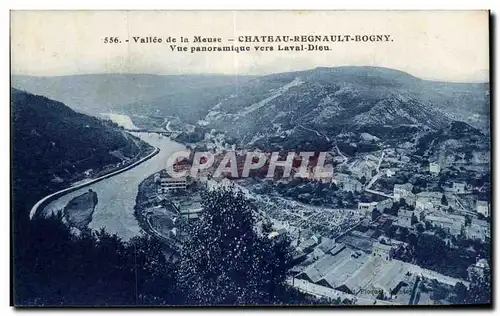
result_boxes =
[2,1,498,315]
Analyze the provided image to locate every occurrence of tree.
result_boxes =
[466,267,491,304]
[360,176,367,185]
[452,282,467,304]
[425,220,433,231]
[399,226,410,242]
[411,213,419,225]
[408,233,418,246]
[441,195,448,206]
[411,186,420,194]
[15,213,180,306]
[465,215,472,227]
[415,233,447,267]
[330,182,339,191]
[177,186,293,305]
[387,201,400,216]
[431,285,448,301]
[128,234,180,305]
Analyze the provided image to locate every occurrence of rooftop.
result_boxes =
[398,209,414,217]
[471,219,489,227]
[343,256,385,294]
[372,260,409,295]
[374,242,392,251]
[477,200,489,207]
[318,250,367,288]
[298,252,347,283]
[317,237,337,253]
[426,215,453,224]
[394,183,413,191]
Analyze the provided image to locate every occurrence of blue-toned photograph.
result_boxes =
[10,10,491,307]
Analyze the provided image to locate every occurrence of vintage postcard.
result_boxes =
[10,10,491,307]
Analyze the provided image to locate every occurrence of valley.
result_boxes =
[12,66,491,306]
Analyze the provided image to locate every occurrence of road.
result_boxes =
[297,124,331,142]
[364,150,395,199]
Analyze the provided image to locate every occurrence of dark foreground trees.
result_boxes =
[15,186,322,306]
[14,213,178,306]
[177,186,294,305]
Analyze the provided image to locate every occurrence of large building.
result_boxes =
[294,240,468,301]
[159,176,188,193]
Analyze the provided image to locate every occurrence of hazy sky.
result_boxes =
[11,10,489,82]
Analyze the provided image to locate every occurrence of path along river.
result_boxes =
[42,132,185,241]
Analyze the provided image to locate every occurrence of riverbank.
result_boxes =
[64,189,98,230]
[29,146,160,219]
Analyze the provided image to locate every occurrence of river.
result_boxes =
[42,132,186,241]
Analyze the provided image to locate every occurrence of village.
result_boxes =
[133,136,490,305]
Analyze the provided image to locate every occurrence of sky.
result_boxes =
[10,10,489,82]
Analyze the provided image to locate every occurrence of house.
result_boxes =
[334,174,363,192]
[477,200,490,218]
[393,183,414,200]
[416,199,433,211]
[159,177,188,193]
[426,215,463,236]
[296,253,340,283]
[452,182,467,194]
[377,199,394,213]
[358,202,378,218]
[448,214,466,227]
[349,159,376,179]
[179,202,203,221]
[358,199,393,218]
[396,209,414,227]
[466,219,490,242]
[416,191,443,211]
[372,242,394,261]
[429,162,441,176]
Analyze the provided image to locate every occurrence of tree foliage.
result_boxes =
[177,186,294,305]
